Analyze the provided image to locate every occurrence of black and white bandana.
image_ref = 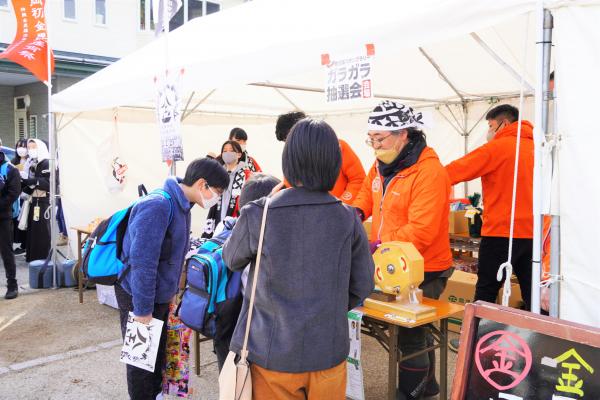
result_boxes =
[367,100,424,131]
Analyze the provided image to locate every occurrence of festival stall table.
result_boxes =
[357,297,464,400]
[71,218,103,304]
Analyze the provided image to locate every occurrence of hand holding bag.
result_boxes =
[218,198,270,400]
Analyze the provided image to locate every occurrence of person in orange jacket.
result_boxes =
[275,111,366,204]
[445,104,534,312]
[353,100,453,400]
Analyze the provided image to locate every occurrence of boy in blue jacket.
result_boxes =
[115,158,229,400]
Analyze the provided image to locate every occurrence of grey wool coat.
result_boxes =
[222,187,375,373]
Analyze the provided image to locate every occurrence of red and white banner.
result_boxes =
[0,0,54,83]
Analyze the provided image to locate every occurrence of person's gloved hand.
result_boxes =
[369,240,381,254]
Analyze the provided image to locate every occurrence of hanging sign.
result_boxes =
[323,44,374,103]
[452,302,600,400]
[155,69,184,162]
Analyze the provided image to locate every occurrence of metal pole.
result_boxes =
[462,102,469,197]
[550,214,560,316]
[547,13,560,317]
[46,0,58,288]
[531,7,553,314]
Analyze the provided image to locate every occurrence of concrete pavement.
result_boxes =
[0,255,458,399]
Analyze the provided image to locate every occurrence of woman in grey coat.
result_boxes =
[222,118,374,399]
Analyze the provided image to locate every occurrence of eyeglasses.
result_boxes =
[365,134,392,148]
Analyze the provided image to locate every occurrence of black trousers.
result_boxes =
[397,268,453,399]
[25,198,51,263]
[115,284,170,400]
[0,218,17,288]
[476,237,533,311]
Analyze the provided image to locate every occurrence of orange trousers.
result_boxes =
[250,361,347,400]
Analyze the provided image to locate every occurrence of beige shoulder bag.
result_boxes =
[219,197,270,400]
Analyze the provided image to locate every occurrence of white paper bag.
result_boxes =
[18,197,31,231]
[120,312,164,372]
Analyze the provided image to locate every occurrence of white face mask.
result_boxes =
[17,147,28,157]
[28,149,38,159]
[199,185,220,209]
[222,151,238,165]
[240,144,247,152]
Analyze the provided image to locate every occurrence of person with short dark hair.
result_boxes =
[212,172,281,371]
[446,104,534,311]
[275,111,366,204]
[223,118,374,399]
[114,157,228,400]
[354,100,453,399]
[0,139,21,299]
[202,141,250,238]
[229,127,261,172]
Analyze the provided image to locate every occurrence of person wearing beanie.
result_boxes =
[275,111,366,205]
[114,158,229,400]
[353,100,453,399]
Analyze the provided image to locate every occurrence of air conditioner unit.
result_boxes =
[14,95,31,141]
[14,95,31,111]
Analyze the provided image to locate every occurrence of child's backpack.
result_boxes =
[80,189,173,285]
[0,161,21,219]
[178,218,243,339]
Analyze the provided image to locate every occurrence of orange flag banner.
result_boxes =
[0,0,55,83]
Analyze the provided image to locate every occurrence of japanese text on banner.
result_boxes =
[155,71,184,162]
[325,55,373,103]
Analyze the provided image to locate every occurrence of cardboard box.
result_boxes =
[449,210,469,234]
[439,270,477,333]
[439,270,523,333]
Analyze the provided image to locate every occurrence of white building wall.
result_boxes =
[0,0,245,59]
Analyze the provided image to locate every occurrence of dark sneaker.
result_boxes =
[449,338,460,353]
[424,377,440,397]
[13,247,25,256]
[5,287,18,300]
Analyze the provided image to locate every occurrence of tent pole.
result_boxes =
[542,11,559,317]
[532,7,553,314]
[462,101,469,196]
[419,48,465,103]
[46,0,58,289]
[470,33,535,92]
[181,89,216,121]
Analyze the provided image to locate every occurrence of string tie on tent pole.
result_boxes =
[540,274,562,288]
[497,261,513,306]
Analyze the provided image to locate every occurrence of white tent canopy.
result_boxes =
[53,0,543,114]
[52,0,600,327]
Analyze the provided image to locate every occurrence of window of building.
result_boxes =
[64,0,76,20]
[141,0,221,32]
[139,0,155,31]
[29,116,38,138]
[95,0,106,25]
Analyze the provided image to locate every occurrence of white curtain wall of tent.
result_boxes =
[52,0,600,327]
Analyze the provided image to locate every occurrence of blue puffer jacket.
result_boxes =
[120,177,192,316]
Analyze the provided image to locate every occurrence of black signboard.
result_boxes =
[452,302,600,400]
